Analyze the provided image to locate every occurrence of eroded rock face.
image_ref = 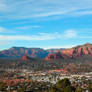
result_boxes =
[62,43,92,58]
[45,51,66,60]
[21,56,30,61]
[45,43,92,60]
[0,47,64,59]
[0,43,92,60]
[0,47,49,59]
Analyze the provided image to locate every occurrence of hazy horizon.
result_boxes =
[0,42,91,51]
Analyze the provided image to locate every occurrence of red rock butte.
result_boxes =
[21,55,30,61]
[45,43,92,60]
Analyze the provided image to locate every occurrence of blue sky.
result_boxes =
[0,0,92,50]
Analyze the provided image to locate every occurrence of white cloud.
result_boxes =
[64,30,77,38]
[1,28,92,41]
[0,27,11,33]
[0,0,10,13]
[0,0,92,21]
[0,29,78,41]
[0,32,60,41]
[44,45,77,49]
[0,27,6,32]
[0,40,13,46]
[16,25,40,30]
[70,10,92,16]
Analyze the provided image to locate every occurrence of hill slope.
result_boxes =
[45,43,92,60]
[0,47,63,59]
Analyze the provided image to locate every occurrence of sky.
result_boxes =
[0,0,92,50]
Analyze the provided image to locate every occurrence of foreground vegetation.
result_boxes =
[0,78,92,92]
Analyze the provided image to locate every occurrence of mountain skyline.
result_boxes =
[0,42,91,59]
[0,0,92,50]
[0,42,91,51]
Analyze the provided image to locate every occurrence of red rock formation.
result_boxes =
[62,43,92,58]
[0,47,49,59]
[45,51,65,60]
[45,43,92,60]
[21,56,30,61]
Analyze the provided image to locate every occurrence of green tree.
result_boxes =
[87,84,92,92]
[0,82,6,91]
[17,88,24,92]
[49,86,58,92]
[49,78,75,92]
[56,78,71,89]
[64,86,72,92]
[76,88,83,92]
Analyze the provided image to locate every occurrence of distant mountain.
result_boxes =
[0,47,48,59]
[45,43,92,60]
[62,43,92,58]
[0,43,92,60]
[0,47,64,59]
